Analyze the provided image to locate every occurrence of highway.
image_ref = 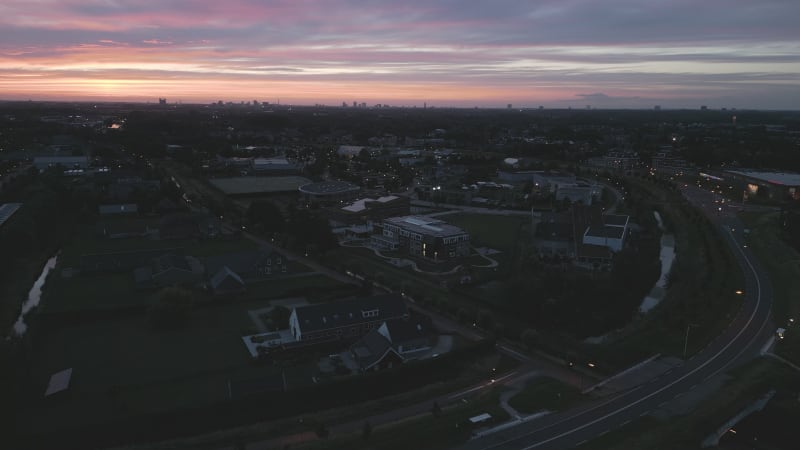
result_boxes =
[458,189,775,450]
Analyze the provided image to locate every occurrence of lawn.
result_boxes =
[241,273,354,303]
[22,296,289,433]
[581,359,800,450]
[441,213,528,254]
[58,230,258,268]
[299,387,511,450]
[508,376,584,414]
[40,271,152,313]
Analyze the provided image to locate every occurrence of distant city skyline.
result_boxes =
[1,0,799,109]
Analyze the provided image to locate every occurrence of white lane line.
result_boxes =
[485,225,768,450]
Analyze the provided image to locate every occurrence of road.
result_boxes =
[457,187,775,450]
[411,200,538,217]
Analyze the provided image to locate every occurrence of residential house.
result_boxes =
[350,317,435,372]
[97,218,158,239]
[209,266,246,295]
[159,212,222,240]
[203,247,289,281]
[134,254,204,289]
[288,294,408,342]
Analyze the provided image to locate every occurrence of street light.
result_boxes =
[684,323,699,359]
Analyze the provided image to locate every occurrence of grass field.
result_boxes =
[240,273,353,303]
[41,271,152,313]
[22,296,309,433]
[59,232,259,268]
[299,387,510,450]
[441,213,529,254]
[508,377,584,414]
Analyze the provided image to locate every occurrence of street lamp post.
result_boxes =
[683,323,699,359]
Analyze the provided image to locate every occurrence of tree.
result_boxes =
[520,328,539,349]
[247,200,285,233]
[476,309,494,330]
[431,401,442,417]
[315,423,329,438]
[362,421,372,439]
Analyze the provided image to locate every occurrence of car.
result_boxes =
[776,328,786,340]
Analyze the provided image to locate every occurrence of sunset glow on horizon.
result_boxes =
[1,0,799,108]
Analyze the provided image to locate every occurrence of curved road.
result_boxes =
[458,198,775,449]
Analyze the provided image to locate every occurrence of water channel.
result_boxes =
[11,254,58,337]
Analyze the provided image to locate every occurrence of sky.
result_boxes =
[1,0,799,109]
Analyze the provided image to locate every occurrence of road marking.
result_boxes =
[621,419,631,426]
[639,412,648,417]
[480,221,769,450]
[576,440,587,446]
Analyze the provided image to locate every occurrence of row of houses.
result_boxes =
[288,293,436,372]
[80,246,291,294]
[534,204,630,270]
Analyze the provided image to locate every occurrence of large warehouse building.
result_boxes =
[725,170,800,202]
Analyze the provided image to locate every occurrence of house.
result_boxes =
[581,214,629,252]
[204,248,289,280]
[134,254,204,289]
[159,212,222,240]
[371,215,470,261]
[97,218,157,239]
[288,294,408,342]
[350,317,434,372]
[534,205,629,270]
[209,266,246,295]
[33,156,89,172]
[533,213,574,257]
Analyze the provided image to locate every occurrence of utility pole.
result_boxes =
[684,323,699,359]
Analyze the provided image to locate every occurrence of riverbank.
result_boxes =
[0,250,58,337]
[12,254,58,336]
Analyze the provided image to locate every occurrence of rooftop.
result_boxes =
[210,176,312,195]
[603,214,630,227]
[294,294,408,334]
[299,180,361,195]
[0,203,22,228]
[385,215,468,238]
[341,196,400,212]
[727,170,800,186]
[585,225,626,239]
